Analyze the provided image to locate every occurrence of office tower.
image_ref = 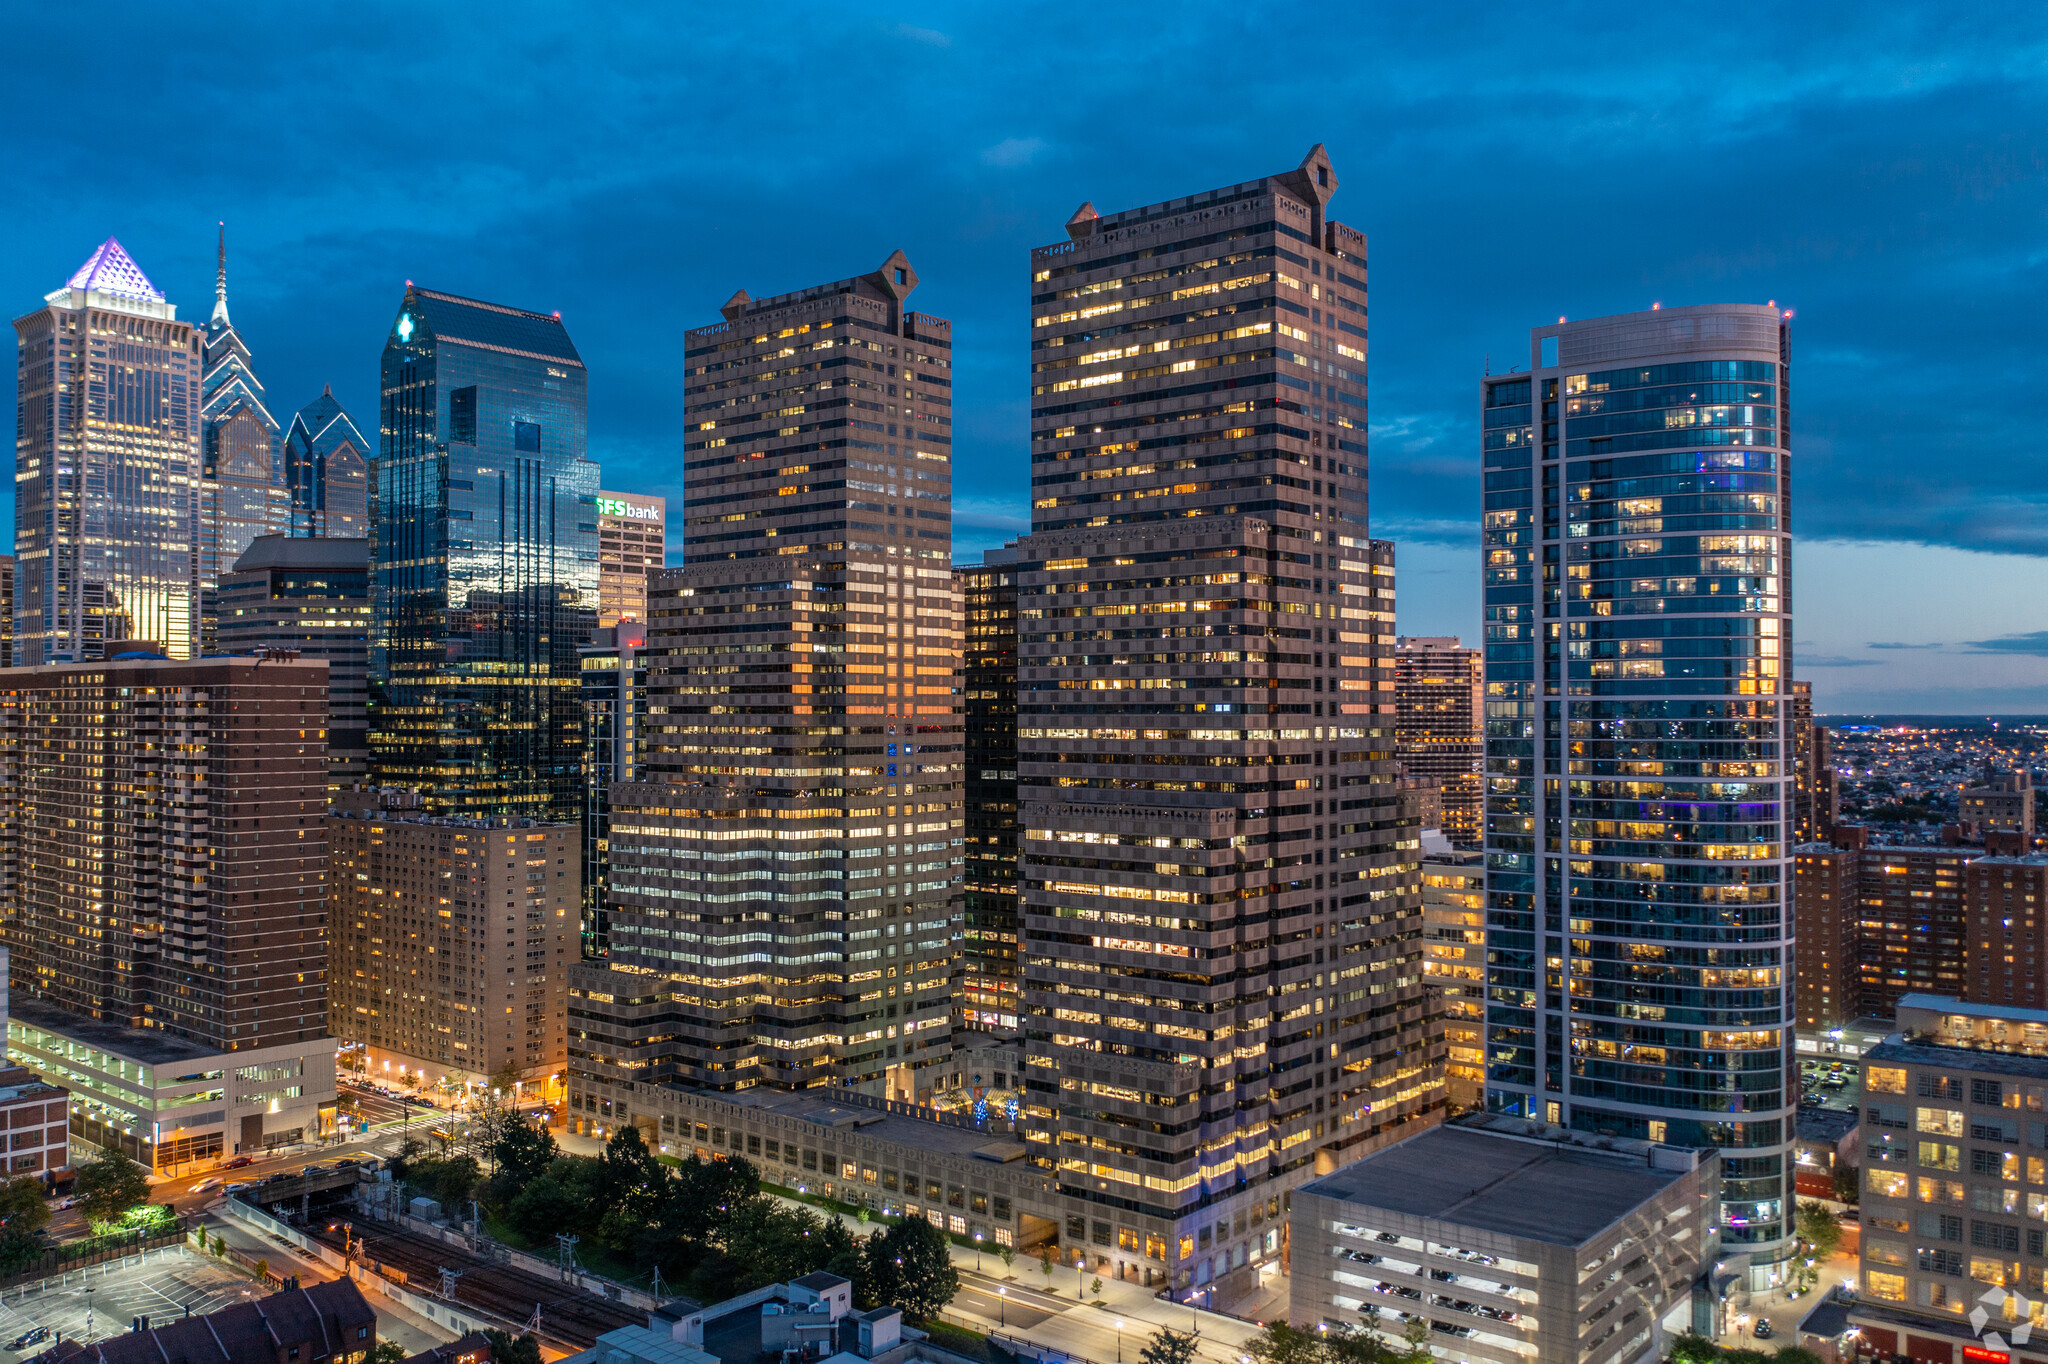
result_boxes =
[1419,838,1485,1111]
[13,238,202,663]
[596,491,665,627]
[328,808,577,1088]
[1792,831,1974,1028]
[1960,766,2035,840]
[1014,147,1436,1302]
[578,252,962,1103]
[282,386,371,538]
[0,555,13,667]
[368,286,600,822]
[1393,636,1484,847]
[1480,303,1794,1287]
[198,226,288,654]
[0,655,337,1167]
[1790,680,1836,842]
[578,621,647,957]
[1850,995,2048,1356]
[216,534,372,785]
[957,543,1020,1032]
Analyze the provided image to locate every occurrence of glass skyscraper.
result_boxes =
[283,385,371,538]
[199,225,288,652]
[12,238,201,662]
[368,285,599,821]
[1480,304,1794,1288]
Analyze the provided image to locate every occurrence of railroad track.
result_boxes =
[304,1217,644,1349]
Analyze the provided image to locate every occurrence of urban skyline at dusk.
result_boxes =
[3,5,2044,713]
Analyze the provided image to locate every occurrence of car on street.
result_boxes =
[226,1156,255,1169]
[193,1178,221,1193]
[1754,1319,1774,1340]
[12,1327,49,1350]
[51,1195,80,1210]
[224,1183,251,1194]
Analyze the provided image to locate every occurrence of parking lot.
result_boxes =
[1799,1056,1860,1113]
[0,1246,255,1357]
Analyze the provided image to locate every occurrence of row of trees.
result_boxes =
[391,1119,959,1315]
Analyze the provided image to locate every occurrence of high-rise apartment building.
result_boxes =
[282,386,371,539]
[198,227,288,654]
[1393,636,1484,847]
[1013,148,1437,1303]
[596,491,665,627]
[0,555,14,668]
[368,286,600,822]
[578,621,647,958]
[957,543,1020,1032]
[216,535,372,785]
[1793,832,1975,1029]
[1961,767,2036,840]
[13,238,202,663]
[1965,851,2048,1009]
[1790,680,1837,842]
[0,655,336,1167]
[1419,840,1485,1111]
[573,253,962,1105]
[1480,303,1795,1287]
[328,809,577,1088]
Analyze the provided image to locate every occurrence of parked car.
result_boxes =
[223,1183,251,1194]
[225,1155,255,1169]
[1753,1319,1774,1340]
[12,1327,49,1350]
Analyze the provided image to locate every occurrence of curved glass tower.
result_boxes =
[1480,304,1794,1288]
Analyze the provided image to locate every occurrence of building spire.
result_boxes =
[211,221,230,326]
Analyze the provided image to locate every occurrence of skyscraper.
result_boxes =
[596,490,665,627]
[1013,148,1436,1303]
[198,225,288,653]
[1392,636,1484,847]
[1479,303,1794,1289]
[574,253,963,1103]
[0,655,337,1166]
[282,386,371,538]
[13,238,201,662]
[1790,679,1837,842]
[577,620,648,958]
[216,534,372,785]
[957,543,1020,1032]
[367,286,600,822]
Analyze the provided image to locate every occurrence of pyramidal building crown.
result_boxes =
[64,237,162,302]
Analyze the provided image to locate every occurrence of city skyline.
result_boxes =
[1,7,2042,710]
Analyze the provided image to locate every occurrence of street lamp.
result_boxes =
[974,1230,985,1273]
[1115,1319,1123,1364]
[1076,1252,1087,1300]
[998,1287,1006,1328]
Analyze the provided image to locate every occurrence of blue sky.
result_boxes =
[5,4,2047,711]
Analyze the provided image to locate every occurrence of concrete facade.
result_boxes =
[1394,638,1484,848]
[1290,1117,1716,1364]
[597,491,665,628]
[328,810,578,1088]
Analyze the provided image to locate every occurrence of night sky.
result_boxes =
[5,5,2045,712]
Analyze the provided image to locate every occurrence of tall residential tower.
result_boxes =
[367,286,600,821]
[1480,304,1795,1288]
[13,239,202,662]
[1392,636,1484,847]
[1014,148,1435,1303]
[571,254,963,1104]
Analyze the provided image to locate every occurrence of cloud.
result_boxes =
[980,137,1046,168]
[1800,655,1884,668]
[1868,641,1946,650]
[1962,631,2048,656]
[894,24,951,47]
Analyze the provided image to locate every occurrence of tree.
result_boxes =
[1090,1276,1103,1303]
[76,1149,152,1226]
[482,1331,541,1364]
[1245,1322,1329,1364]
[369,1343,406,1364]
[999,1244,1016,1275]
[488,1118,558,1197]
[1831,1163,1859,1205]
[0,1177,50,1235]
[1139,1329,1197,1364]
[862,1215,959,1320]
[505,1175,584,1243]
[599,1123,669,1218]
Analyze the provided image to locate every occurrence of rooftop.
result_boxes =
[63,238,163,304]
[1297,1117,1701,1248]
[695,1086,1029,1163]
[228,534,369,575]
[1864,1035,2048,1080]
[398,287,584,366]
[10,997,218,1067]
[33,1279,372,1364]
